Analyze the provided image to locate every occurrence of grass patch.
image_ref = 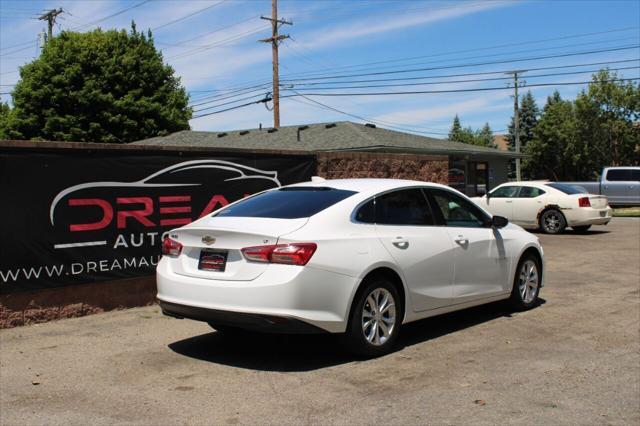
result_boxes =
[613,207,640,217]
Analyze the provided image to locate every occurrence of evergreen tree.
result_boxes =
[448,114,462,141]
[448,116,496,148]
[476,123,495,148]
[506,90,540,150]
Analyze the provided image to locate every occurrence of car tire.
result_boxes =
[539,209,566,234]
[509,253,542,311]
[343,276,403,358]
[572,225,592,233]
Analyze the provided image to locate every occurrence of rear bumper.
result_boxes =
[159,301,328,334]
[565,207,613,226]
[156,257,356,333]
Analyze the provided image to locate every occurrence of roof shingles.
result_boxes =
[133,121,523,158]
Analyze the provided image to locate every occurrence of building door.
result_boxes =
[466,162,489,196]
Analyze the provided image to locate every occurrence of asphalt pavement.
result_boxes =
[1,218,639,425]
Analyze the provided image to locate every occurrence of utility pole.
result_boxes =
[38,8,64,43]
[259,0,291,128]
[506,70,526,181]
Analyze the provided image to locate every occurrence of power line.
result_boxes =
[152,0,228,32]
[189,83,272,107]
[281,45,640,82]
[187,59,639,108]
[193,95,273,119]
[285,59,640,86]
[280,78,640,98]
[167,25,270,60]
[193,93,272,113]
[287,94,451,136]
[296,36,639,78]
[0,0,152,57]
[284,66,639,91]
[70,0,151,32]
[190,77,639,119]
[156,14,259,48]
[279,26,640,79]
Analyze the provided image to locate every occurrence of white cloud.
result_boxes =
[293,1,514,51]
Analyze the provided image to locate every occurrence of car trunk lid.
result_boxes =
[582,194,609,209]
[168,217,308,281]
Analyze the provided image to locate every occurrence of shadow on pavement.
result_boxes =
[168,298,546,372]
[531,229,610,236]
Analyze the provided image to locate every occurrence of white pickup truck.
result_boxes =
[559,167,640,206]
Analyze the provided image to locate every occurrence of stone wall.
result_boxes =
[0,276,156,328]
[317,152,449,183]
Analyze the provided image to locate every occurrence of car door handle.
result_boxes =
[454,235,469,245]
[505,200,513,203]
[391,237,409,248]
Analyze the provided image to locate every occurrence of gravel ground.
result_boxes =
[1,218,639,425]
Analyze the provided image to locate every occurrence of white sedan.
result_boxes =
[473,181,612,234]
[157,179,544,357]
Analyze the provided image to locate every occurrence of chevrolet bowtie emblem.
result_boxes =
[202,236,216,245]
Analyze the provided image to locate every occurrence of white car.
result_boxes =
[473,182,612,234]
[157,179,544,357]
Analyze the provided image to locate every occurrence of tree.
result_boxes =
[448,114,462,141]
[521,71,639,181]
[5,24,191,143]
[574,70,639,172]
[448,116,496,148]
[0,102,11,138]
[506,90,540,150]
[523,93,578,180]
[476,123,495,148]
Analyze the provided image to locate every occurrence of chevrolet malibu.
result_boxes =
[157,179,544,357]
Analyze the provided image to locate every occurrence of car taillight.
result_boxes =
[241,243,317,266]
[578,197,591,207]
[162,237,183,256]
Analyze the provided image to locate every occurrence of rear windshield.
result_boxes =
[214,187,357,219]
[547,183,587,194]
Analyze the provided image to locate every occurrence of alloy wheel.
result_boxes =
[543,212,562,232]
[518,260,539,304]
[361,288,396,346]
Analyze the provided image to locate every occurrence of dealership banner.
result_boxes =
[0,150,315,293]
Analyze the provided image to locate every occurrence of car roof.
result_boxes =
[286,178,452,195]
[495,181,550,189]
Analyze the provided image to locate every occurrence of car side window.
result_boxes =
[490,186,520,198]
[606,169,633,181]
[354,199,375,223]
[427,189,489,228]
[375,189,435,226]
[518,186,545,198]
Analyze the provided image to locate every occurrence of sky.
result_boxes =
[1,0,639,138]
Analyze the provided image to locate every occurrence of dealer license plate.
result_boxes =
[198,249,228,272]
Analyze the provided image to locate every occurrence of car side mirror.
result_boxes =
[485,192,491,199]
[492,215,508,228]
